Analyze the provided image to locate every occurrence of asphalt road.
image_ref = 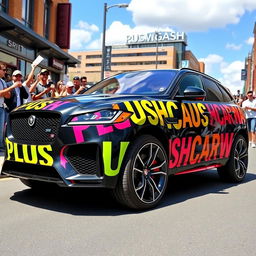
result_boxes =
[1,149,256,256]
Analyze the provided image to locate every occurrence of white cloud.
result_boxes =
[219,60,244,95]
[199,54,244,94]
[246,37,254,45]
[70,21,99,51]
[76,21,99,32]
[225,43,242,50]
[70,29,92,50]
[199,54,224,74]
[128,0,256,31]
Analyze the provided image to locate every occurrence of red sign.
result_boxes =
[49,58,64,70]
[56,3,71,49]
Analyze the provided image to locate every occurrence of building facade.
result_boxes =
[243,23,256,93]
[0,0,78,82]
[69,31,205,84]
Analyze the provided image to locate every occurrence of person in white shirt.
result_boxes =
[242,91,256,148]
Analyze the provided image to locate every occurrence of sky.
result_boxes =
[69,0,256,94]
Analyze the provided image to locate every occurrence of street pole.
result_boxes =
[155,31,159,69]
[101,3,107,81]
[101,3,129,81]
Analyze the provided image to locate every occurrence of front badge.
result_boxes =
[28,115,36,127]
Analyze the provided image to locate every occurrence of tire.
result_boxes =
[113,135,168,210]
[217,135,248,182]
[20,178,56,190]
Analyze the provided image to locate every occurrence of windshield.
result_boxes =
[85,70,178,95]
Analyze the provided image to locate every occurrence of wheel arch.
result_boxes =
[133,126,170,156]
[235,128,249,144]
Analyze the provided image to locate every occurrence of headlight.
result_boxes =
[68,110,131,125]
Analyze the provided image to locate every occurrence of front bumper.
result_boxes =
[2,110,132,188]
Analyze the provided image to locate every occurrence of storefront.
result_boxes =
[0,11,78,82]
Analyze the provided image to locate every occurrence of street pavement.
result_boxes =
[0,148,256,255]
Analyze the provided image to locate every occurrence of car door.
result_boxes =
[168,73,213,172]
[201,76,240,161]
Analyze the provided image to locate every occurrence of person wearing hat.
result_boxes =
[64,81,74,96]
[5,69,28,113]
[0,63,23,150]
[74,76,91,95]
[73,76,81,93]
[32,69,54,100]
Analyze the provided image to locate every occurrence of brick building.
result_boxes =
[243,23,256,93]
[69,31,205,85]
[0,0,78,82]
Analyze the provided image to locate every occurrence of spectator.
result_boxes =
[78,76,91,94]
[0,63,22,151]
[32,69,54,100]
[242,90,256,148]
[52,80,66,97]
[5,70,28,113]
[64,81,74,96]
[73,76,80,93]
[22,64,37,103]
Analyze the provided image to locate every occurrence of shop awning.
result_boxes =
[0,11,79,66]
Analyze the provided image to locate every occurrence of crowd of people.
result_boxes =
[0,61,90,152]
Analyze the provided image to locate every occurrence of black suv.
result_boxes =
[2,69,248,210]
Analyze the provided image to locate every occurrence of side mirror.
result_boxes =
[176,86,206,100]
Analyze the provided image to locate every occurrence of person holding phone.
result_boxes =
[32,69,54,100]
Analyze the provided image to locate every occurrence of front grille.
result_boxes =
[10,112,61,144]
[66,144,99,175]
[2,161,62,182]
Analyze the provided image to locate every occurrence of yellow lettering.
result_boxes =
[5,138,13,160]
[23,144,38,164]
[151,101,168,126]
[141,100,159,125]
[197,103,209,127]
[38,145,53,166]
[182,103,193,128]
[124,101,146,125]
[13,143,24,163]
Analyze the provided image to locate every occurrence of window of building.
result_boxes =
[77,55,82,60]
[85,61,167,67]
[0,0,8,12]
[44,0,51,39]
[22,0,34,28]
[86,55,102,59]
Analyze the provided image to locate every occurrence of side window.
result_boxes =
[202,77,223,102]
[178,74,203,95]
[217,84,234,102]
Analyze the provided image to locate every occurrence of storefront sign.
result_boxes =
[50,57,64,70]
[7,40,23,52]
[127,32,187,44]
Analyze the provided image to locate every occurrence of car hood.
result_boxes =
[13,94,157,115]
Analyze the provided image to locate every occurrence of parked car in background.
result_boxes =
[2,69,248,210]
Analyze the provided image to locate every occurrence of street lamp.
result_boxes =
[101,2,129,80]
[155,31,159,69]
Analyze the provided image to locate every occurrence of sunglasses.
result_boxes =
[15,74,22,77]
[41,73,49,76]
[1,69,7,71]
